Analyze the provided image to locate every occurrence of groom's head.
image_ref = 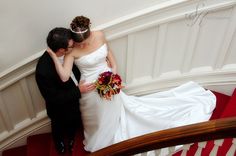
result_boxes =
[47,27,74,56]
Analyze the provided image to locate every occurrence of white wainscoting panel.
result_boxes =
[25,74,45,115]
[215,7,236,69]
[109,36,128,83]
[19,78,35,119]
[131,27,158,83]
[160,19,190,75]
[0,112,6,133]
[153,24,167,77]
[1,83,31,127]
[223,7,236,69]
[224,33,236,68]
[191,8,232,71]
[0,93,14,131]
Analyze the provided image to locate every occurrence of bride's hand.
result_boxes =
[78,80,96,93]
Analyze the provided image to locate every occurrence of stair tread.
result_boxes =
[49,128,88,156]
[210,91,231,120]
[72,129,90,156]
[27,133,51,156]
[173,90,233,156]
[221,88,236,118]
[199,89,236,156]
[2,145,27,156]
[49,138,72,156]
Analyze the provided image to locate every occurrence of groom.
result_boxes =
[35,27,94,154]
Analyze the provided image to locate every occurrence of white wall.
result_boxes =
[0,0,169,73]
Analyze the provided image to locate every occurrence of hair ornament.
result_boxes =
[70,27,88,34]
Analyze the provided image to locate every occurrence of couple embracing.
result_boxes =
[36,15,216,154]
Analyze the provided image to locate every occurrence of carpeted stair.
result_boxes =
[2,129,89,156]
[2,89,236,156]
[173,89,236,156]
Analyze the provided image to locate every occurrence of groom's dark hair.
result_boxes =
[47,27,72,52]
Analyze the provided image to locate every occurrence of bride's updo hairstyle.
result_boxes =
[70,16,91,43]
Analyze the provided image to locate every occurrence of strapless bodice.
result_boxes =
[74,44,111,83]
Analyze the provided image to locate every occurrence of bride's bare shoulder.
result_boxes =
[93,30,105,38]
[92,30,106,43]
[69,48,82,58]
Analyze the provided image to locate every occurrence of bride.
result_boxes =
[48,16,216,152]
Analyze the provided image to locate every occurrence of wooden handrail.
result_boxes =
[89,117,236,156]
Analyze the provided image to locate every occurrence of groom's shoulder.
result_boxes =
[36,52,51,71]
[38,51,50,63]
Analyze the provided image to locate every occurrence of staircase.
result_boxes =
[172,89,236,156]
[2,129,89,156]
[2,89,236,156]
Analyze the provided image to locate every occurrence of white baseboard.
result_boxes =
[0,111,50,154]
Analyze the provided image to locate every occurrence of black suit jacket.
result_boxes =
[35,52,81,122]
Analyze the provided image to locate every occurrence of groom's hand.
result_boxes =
[78,80,96,93]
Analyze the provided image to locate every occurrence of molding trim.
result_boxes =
[94,0,189,31]
[0,57,40,91]
[124,70,236,95]
[0,50,43,79]
[100,0,236,40]
[0,111,50,151]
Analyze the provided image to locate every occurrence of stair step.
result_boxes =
[27,133,51,156]
[49,128,88,156]
[49,139,71,156]
[72,129,90,156]
[210,91,230,120]
[2,145,27,156]
[217,138,234,156]
[221,88,236,118]
[173,90,232,156]
[200,89,236,156]
[201,140,215,156]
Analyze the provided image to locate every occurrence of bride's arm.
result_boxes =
[107,48,117,74]
[100,31,118,74]
[47,49,74,82]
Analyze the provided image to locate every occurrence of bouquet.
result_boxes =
[94,71,123,100]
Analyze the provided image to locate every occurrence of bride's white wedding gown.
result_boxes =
[74,44,216,152]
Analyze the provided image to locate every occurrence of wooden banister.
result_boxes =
[89,117,236,156]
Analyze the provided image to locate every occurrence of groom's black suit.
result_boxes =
[35,52,82,144]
